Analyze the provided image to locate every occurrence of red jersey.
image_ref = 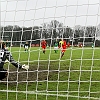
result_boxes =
[62,40,67,52]
[62,40,67,48]
[41,40,46,48]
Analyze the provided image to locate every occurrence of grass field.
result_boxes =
[0,47,100,100]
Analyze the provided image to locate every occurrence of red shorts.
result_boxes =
[42,46,46,49]
[62,47,66,52]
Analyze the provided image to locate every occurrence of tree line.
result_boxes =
[1,20,100,46]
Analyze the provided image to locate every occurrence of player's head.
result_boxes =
[0,39,6,49]
[60,38,63,41]
[43,38,45,41]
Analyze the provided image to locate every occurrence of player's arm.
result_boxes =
[5,50,29,70]
[6,50,22,68]
[59,41,61,48]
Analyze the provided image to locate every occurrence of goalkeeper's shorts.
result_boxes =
[0,69,8,80]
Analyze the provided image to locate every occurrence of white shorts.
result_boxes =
[54,47,58,50]
[25,46,28,49]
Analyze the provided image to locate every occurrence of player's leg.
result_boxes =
[24,48,26,52]
[61,48,66,58]
[61,51,64,58]
[54,47,56,53]
[42,47,46,54]
[0,69,8,80]
[26,46,29,52]
[54,50,57,53]
[26,48,28,52]
[25,46,28,52]
[54,47,58,53]
[44,48,46,54]
[42,48,45,54]
[56,47,58,53]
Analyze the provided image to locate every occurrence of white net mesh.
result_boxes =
[1,0,100,100]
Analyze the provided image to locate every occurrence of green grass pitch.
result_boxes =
[0,47,100,100]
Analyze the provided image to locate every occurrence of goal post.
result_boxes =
[1,0,100,100]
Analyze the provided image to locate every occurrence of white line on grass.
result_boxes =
[0,90,100,100]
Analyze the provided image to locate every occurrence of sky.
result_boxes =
[1,0,100,27]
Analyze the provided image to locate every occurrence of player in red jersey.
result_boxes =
[59,39,67,58]
[41,39,47,54]
[67,42,70,48]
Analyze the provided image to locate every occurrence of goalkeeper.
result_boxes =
[0,40,29,80]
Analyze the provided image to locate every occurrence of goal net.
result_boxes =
[1,0,100,100]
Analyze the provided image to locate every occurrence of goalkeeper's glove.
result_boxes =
[22,64,29,70]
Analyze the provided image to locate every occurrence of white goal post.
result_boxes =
[1,0,100,100]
